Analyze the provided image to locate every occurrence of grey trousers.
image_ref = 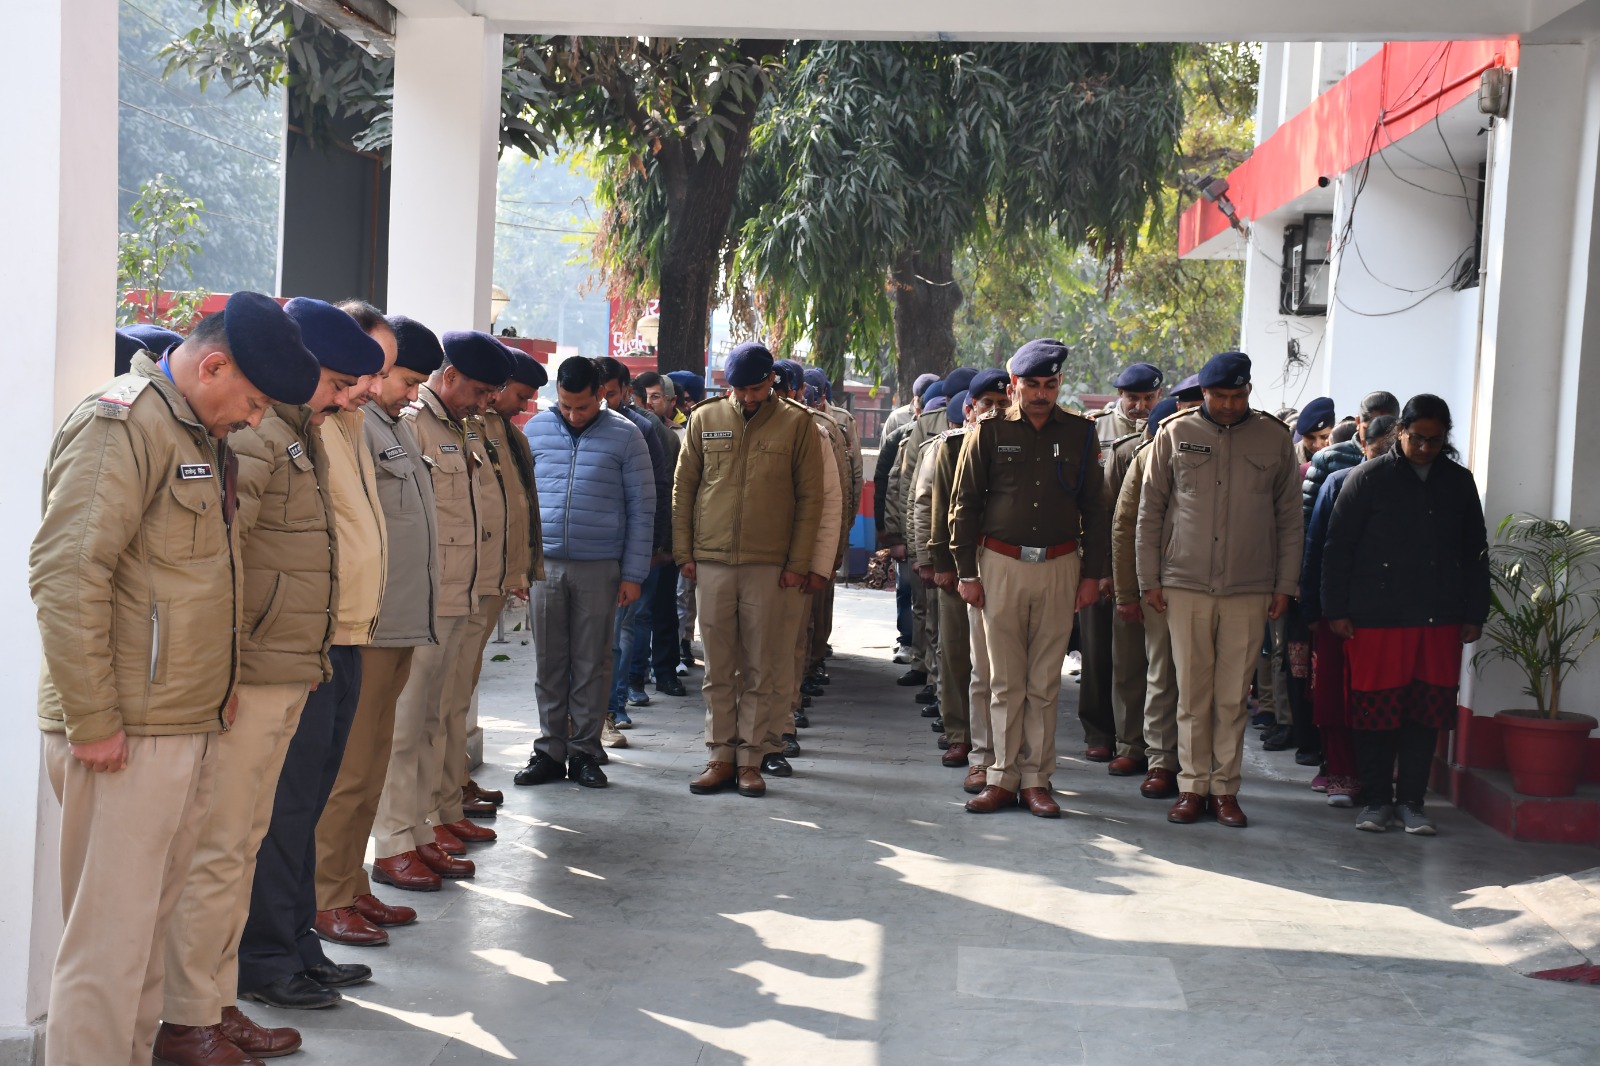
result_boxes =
[533,558,621,763]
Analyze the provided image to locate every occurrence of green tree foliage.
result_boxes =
[117,174,210,329]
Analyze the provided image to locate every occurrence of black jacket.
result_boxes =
[1321,447,1489,628]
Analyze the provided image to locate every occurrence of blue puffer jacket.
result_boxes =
[1301,438,1361,520]
[525,408,655,584]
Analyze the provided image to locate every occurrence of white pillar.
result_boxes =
[0,0,119,1055]
[386,14,502,333]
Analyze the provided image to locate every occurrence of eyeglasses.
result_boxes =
[1403,430,1446,449]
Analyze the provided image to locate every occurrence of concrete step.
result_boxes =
[1460,867,1600,975]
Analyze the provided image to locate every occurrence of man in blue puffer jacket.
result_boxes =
[514,357,654,790]
[1301,391,1398,519]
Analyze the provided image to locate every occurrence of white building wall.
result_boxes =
[1237,215,1328,413]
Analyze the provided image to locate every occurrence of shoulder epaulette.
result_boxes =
[1093,408,1114,419]
[939,426,970,441]
[1112,430,1142,448]
[1153,407,1199,434]
[1259,410,1293,432]
[94,376,154,420]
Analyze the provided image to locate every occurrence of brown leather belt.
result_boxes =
[979,534,1077,562]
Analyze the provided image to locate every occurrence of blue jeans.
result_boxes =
[895,557,914,647]
[627,564,661,683]
[610,597,643,712]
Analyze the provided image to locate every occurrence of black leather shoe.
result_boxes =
[514,751,565,786]
[920,701,940,718]
[1294,749,1323,766]
[897,669,928,687]
[656,676,687,697]
[800,680,825,698]
[937,734,950,750]
[801,694,813,708]
[809,668,831,686]
[301,961,371,989]
[781,734,801,757]
[930,717,944,731]
[761,754,793,777]
[568,755,609,789]
[1262,724,1293,751]
[915,684,936,704]
[241,972,342,1010]
[793,708,810,729]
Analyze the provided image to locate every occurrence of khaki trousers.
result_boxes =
[967,602,994,770]
[978,547,1080,791]
[697,562,782,767]
[1166,588,1270,795]
[1077,600,1116,747]
[806,579,833,669]
[1142,599,1180,771]
[937,588,972,746]
[924,581,942,690]
[163,683,310,1024]
[765,585,810,751]
[373,611,470,858]
[1111,613,1150,760]
[315,646,414,910]
[908,567,931,672]
[44,731,214,1066]
[434,593,505,825]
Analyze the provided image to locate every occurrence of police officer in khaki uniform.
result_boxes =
[372,332,512,888]
[1111,398,1182,801]
[32,293,318,1066]
[1080,362,1164,761]
[952,341,1111,819]
[915,391,971,757]
[806,368,863,676]
[675,344,824,797]
[1136,352,1303,828]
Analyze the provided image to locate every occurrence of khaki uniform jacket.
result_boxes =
[809,405,851,571]
[364,401,440,648]
[803,410,845,576]
[672,394,824,573]
[480,411,545,589]
[32,355,238,742]
[884,407,945,547]
[230,405,337,685]
[319,409,386,646]
[825,401,864,519]
[1095,402,1144,446]
[1112,442,1151,605]
[463,415,507,599]
[910,436,941,569]
[949,404,1110,581]
[881,402,916,442]
[402,385,479,618]
[927,427,969,575]
[1136,407,1304,597]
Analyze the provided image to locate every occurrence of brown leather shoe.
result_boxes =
[965,784,1017,813]
[941,742,971,768]
[736,766,766,797]
[219,1006,301,1059]
[1020,787,1061,818]
[370,852,442,893]
[466,779,504,805]
[353,893,417,927]
[314,906,388,947]
[1107,754,1148,777]
[153,1022,263,1066]
[1140,768,1178,799]
[461,797,498,818]
[444,818,497,843]
[1084,744,1113,762]
[690,761,735,794]
[416,842,475,878]
[963,766,988,795]
[431,825,466,855]
[1167,792,1209,824]
[1212,794,1249,828]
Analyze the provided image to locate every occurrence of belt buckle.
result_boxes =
[1019,545,1046,563]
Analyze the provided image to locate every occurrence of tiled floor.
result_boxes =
[251,587,1600,1065]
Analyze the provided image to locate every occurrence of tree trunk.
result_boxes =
[890,246,963,404]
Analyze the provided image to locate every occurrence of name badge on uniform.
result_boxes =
[998,445,1022,454]
[439,443,460,453]
[286,442,304,461]
[466,431,479,441]
[380,445,407,461]
[702,430,734,439]
[1178,442,1212,454]
[178,463,213,480]
[489,438,501,448]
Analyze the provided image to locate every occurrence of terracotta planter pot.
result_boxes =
[1494,710,1599,797]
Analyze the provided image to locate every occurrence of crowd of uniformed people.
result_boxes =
[30,293,1489,1066]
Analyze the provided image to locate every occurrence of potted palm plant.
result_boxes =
[1474,514,1600,797]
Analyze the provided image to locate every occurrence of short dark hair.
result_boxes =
[188,310,229,351]
[1359,390,1400,419]
[632,370,663,404]
[1330,420,1359,445]
[594,356,630,389]
[557,356,601,396]
[1365,413,1399,446]
[335,298,390,336]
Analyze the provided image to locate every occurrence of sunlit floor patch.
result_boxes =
[457,880,574,918]
[473,948,567,986]
[344,995,515,1059]
[722,910,882,1022]
[640,1011,876,1064]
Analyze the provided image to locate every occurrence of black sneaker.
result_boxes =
[781,734,801,758]
[793,708,810,729]
[656,676,687,697]
[915,685,937,704]
[514,751,565,786]
[762,753,794,777]
[568,755,609,789]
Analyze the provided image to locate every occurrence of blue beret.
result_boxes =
[968,368,1009,399]
[507,350,548,390]
[1007,338,1069,379]
[725,342,775,388]
[1146,397,1181,438]
[943,367,978,396]
[925,395,949,413]
[388,315,443,374]
[1197,351,1251,389]
[221,291,320,406]
[116,325,183,376]
[284,298,384,377]
[803,383,824,405]
[914,373,940,399]
[667,370,706,403]
[773,359,805,392]
[803,367,834,402]
[946,390,969,424]
[1296,396,1336,435]
[441,330,513,386]
[922,381,946,403]
[1172,374,1203,400]
[1114,362,1164,392]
